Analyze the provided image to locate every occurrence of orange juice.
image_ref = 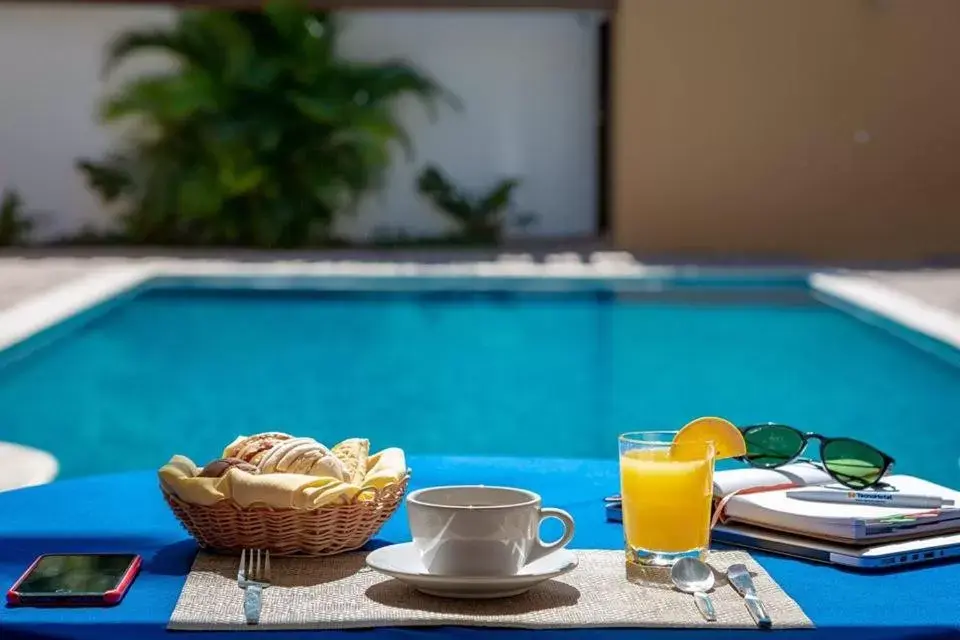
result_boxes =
[619,446,714,560]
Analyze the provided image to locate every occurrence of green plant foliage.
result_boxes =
[0,189,35,247]
[77,0,456,247]
[416,164,536,242]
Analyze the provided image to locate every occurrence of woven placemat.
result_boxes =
[168,549,813,631]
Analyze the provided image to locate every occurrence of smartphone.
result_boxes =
[7,553,141,606]
[605,500,623,522]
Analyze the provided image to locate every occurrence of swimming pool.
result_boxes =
[1,275,958,486]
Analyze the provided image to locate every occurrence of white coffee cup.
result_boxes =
[406,485,576,577]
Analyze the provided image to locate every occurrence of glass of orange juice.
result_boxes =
[619,431,716,567]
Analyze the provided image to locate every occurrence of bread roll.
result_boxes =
[224,432,293,465]
[332,438,370,486]
[199,457,259,478]
[256,437,346,481]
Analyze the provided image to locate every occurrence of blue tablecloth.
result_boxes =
[1,456,958,640]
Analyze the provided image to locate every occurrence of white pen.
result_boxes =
[786,489,955,510]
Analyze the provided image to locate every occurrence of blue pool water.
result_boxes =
[0,279,958,486]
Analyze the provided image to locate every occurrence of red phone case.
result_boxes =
[6,554,142,606]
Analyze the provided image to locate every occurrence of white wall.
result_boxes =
[0,7,599,241]
[0,6,176,239]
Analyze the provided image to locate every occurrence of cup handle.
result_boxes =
[525,507,575,565]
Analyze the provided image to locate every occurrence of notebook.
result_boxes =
[711,523,960,570]
[713,464,960,544]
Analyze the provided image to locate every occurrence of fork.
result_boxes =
[237,549,271,625]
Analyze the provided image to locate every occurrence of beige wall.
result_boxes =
[612,0,960,262]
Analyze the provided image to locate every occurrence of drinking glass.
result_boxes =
[619,431,716,567]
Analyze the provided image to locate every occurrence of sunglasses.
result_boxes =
[739,423,895,489]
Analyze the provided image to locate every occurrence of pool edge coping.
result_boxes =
[0,260,958,355]
[809,272,960,351]
[0,264,158,354]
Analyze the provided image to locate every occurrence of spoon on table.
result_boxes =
[727,563,772,628]
[670,557,717,622]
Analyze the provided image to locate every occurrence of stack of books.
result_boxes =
[709,464,960,569]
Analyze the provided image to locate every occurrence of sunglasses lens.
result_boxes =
[743,425,805,468]
[821,439,887,488]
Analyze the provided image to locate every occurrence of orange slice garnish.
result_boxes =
[673,416,746,460]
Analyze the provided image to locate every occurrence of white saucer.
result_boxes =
[365,542,578,599]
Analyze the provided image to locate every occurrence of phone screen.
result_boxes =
[16,554,138,596]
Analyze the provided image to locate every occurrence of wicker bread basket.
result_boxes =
[162,474,409,556]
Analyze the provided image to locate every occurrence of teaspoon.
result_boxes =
[670,557,717,622]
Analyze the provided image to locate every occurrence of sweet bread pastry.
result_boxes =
[158,439,407,509]
[256,437,347,481]
[332,438,370,486]
[223,432,293,465]
[199,457,259,478]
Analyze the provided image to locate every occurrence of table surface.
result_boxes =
[1,456,958,640]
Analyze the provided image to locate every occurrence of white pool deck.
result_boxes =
[0,252,957,491]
